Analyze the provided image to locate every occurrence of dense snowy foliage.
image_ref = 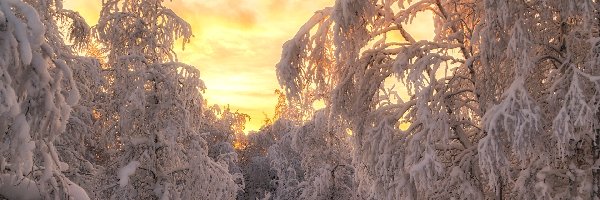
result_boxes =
[88,0,241,199]
[1,0,599,199]
[275,0,600,199]
[0,0,89,199]
[1,0,242,199]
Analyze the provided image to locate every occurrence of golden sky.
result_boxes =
[62,1,436,133]
[63,0,335,132]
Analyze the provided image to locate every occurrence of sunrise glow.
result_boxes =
[63,0,336,132]
[62,0,434,132]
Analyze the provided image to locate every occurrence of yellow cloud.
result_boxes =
[63,0,335,132]
[62,1,101,25]
[164,1,336,132]
[62,0,437,133]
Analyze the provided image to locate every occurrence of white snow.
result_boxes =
[0,174,42,200]
[14,114,35,176]
[118,160,141,187]
[66,179,91,200]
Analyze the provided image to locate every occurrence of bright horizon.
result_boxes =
[62,0,433,133]
[63,0,334,132]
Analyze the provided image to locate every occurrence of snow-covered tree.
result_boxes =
[277,0,600,199]
[92,0,239,199]
[288,110,354,200]
[201,104,249,189]
[0,0,90,199]
[23,1,107,195]
[236,120,284,200]
[234,85,355,199]
[265,121,305,200]
[238,108,354,200]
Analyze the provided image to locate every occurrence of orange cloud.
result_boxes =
[164,0,257,30]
